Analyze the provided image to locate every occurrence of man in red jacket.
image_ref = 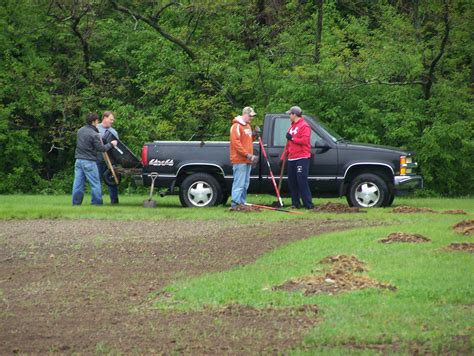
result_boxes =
[284,106,314,209]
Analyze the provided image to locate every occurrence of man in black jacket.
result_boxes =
[72,113,117,205]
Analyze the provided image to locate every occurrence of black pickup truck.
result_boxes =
[133,113,422,208]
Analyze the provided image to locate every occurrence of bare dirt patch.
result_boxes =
[443,210,467,215]
[313,202,366,213]
[452,220,474,236]
[274,255,396,296]
[444,242,474,253]
[228,205,261,212]
[392,206,435,213]
[380,232,431,244]
[0,217,367,354]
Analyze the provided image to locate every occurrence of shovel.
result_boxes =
[272,142,288,207]
[143,173,159,208]
[258,137,284,207]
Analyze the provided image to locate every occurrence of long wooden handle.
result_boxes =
[103,151,119,185]
[101,136,119,185]
[278,143,288,192]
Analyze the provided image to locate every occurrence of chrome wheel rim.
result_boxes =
[188,181,213,207]
[354,181,380,208]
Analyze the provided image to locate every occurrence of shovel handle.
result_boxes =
[278,142,288,192]
[103,151,119,185]
[101,136,119,185]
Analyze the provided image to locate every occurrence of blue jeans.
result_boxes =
[97,161,119,204]
[72,159,103,205]
[288,158,313,209]
[231,163,252,207]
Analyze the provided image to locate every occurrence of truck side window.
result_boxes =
[272,117,324,147]
[311,130,325,147]
[272,118,289,147]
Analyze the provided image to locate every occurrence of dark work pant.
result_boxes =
[97,161,119,204]
[287,158,313,209]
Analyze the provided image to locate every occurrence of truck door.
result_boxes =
[265,116,339,194]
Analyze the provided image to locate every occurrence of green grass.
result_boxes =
[143,197,473,352]
[1,194,473,352]
[0,193,472,222]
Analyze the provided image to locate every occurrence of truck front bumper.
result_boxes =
[394,175,423,195]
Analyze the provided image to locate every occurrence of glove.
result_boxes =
[286,132,293,141]
[246,153,258,163]
[252,126,261,138]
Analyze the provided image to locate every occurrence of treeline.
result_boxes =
[0,0,472,195]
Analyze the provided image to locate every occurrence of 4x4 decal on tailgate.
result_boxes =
[149,159,174,167]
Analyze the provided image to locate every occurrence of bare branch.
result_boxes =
[314,0,323,63]
[48,144,65,154]
[152,1,180,21]
[109,0,196,60]
[48,0,94,81]
[423,0,450,99]
[344,79,427,90]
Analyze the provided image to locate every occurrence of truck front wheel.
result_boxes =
[346,173,388,208]
[179,173,222,208]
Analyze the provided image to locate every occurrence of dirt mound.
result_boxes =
[392,206,435,213]
[444,242,474,253]
[319,254,367,273]
[274,255,395,296]
[452,220,474,236]
[443,210,467,215]
[380,232,431,244]
[313,202,366,213]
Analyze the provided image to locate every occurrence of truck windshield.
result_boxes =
[305,116,343,143]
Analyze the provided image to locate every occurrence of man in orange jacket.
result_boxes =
[229,106,257,210]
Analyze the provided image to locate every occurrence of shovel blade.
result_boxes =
[143,200,157,208]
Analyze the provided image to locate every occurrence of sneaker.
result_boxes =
[290,205,301,209]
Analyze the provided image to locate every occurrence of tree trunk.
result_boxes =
[314,0,323,63]
[422,1,450,100]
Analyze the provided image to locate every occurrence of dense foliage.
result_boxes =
[1,0,472,195]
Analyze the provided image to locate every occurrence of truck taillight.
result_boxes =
[141,145,148,166]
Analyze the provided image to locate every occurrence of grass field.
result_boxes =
[0,194,472,353]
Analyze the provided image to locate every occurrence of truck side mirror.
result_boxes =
[315,140,330,149]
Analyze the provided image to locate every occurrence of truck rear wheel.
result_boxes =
[179,173,222,208]
[346,173,388,208]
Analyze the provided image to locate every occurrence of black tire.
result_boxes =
[103,169,122,186]
[179,173,222,208]
[346,173,388,208]
[385,193,395,207]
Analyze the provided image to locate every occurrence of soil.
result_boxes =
[228,205,261,212]
[444,242,474,253]
[452,220,474,236]
[392,206,435,213]
[274,255,396,296]
[0,218,366,354]
[379,232,431,244]
[392,207,468,215]
[443,210,467,215]
[313,202,366,213]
